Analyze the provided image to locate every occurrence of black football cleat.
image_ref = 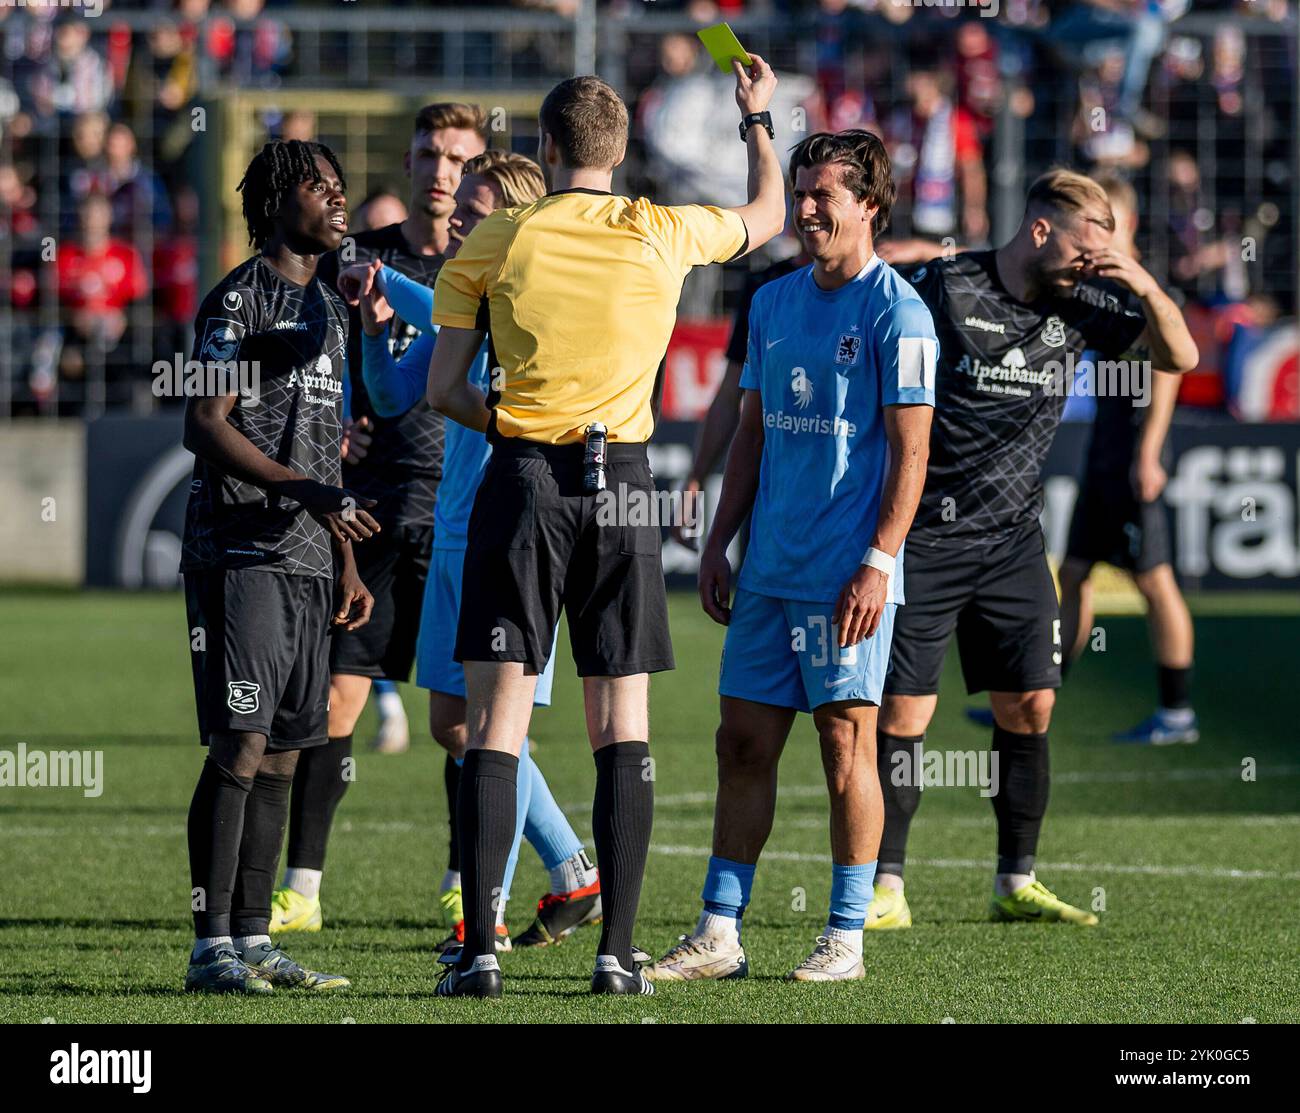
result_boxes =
[512,880,602,948]
[591,955,654,996]
[435,952,503,998]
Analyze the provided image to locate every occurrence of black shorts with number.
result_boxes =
[455,433,673,678]
[886,523,1062,697]
[185,569,333,750]
[329,523,432,681]
[1065,471,1172,574]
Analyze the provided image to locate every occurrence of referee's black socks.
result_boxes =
[456,749,518,969]
[592,741,653,972]
[990,725,1050,876]
[876,731,925,880]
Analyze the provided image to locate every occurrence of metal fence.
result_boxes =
[0,3,1295,418]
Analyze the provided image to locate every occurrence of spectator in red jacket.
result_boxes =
[57,192,148,347]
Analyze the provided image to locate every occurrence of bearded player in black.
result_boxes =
[866,170,1199,931]
[182,139,378,994]
[269,105,488,936]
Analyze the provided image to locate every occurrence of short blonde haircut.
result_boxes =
[1092,171,1138,219]
[1025,168,1115,232]
[463,149,546,208]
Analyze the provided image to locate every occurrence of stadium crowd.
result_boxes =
[0,0,1293,414]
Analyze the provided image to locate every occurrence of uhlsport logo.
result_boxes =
[227,681,260,714]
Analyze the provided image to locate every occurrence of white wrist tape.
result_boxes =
[861,547,895,577]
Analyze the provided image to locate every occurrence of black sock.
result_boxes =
[876,731,925,879]
[1157,665,1192,710]
[187,758,253,938]
[456,749,518,968]
[592,741,653,972]
[286,734,353,871]
[231,770,295,937]
[445,754,461,872]
[991,725,1050,876]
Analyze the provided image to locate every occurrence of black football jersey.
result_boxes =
[1081,289,1155,480]
[317,224,446,531]
[899,250,1146,543]
[181,255,349,579]
[724,255,804,365]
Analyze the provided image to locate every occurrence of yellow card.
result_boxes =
[697,23,752,75]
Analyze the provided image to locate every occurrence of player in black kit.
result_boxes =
[866,170,1199,932]
[181,139,378,994]
[270,105,488,934]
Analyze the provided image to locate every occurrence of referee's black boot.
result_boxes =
[591,955,654,996]
[435,951,502,999]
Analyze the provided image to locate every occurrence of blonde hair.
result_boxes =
[1025,168,1115,232]
[463,149,546,208]
[1092,171,1138,218]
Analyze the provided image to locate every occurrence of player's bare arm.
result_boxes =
[333,539,374,631]
[833,403,932,646]
[726,54,785,256]
[182,393,381,543]
[1081,249,1199,373]
[877,238,964,266]
[426,324,490,432]
[1132,368,1181,503]
[340,414,373,463]
[698,388,764,625]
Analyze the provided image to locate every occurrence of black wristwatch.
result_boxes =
[739,111,774,142]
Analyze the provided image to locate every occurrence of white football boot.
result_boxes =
[643,932,749,982]
[786,935,865,982]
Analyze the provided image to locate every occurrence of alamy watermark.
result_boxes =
[890,744,1000,798]
[152,356,262,406]
[1042,352,1153,407]
[3,0,105,17]
[594,481,704,539]
[1,743,103,798]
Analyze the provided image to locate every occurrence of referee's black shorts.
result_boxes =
[329,523,432,681]
[455,431,674,678]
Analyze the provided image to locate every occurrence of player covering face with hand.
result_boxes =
[868,169,1198,933]
[646,130,937,984]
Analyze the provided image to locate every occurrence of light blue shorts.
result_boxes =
[718,588,896,713]
[416,547,556,706]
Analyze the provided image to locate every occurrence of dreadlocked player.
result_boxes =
[180,139,378,994]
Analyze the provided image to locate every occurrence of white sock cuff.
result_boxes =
[283,867,323,899]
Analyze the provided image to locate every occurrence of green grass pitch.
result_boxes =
[1,589,1297,1024]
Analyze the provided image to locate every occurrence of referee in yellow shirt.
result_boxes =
[427,61,785,997]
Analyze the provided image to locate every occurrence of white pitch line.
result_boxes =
[649,844,1300,882]
[621,764,1300,811]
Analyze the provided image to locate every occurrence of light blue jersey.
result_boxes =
[434,350,492,552]
[362,265,556,702]
[360,266,492,551]
[738,256,938,604]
